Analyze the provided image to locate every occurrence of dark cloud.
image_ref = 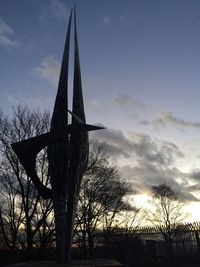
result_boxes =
[91,128,199,202]
[190,171,200,182]
[128,132,183,167]
[187,170,200,193]
[138,120,149,126]
[92,129,183,166]
[188,184,200,192]
[90,128,133,158]
[119,164,197,202]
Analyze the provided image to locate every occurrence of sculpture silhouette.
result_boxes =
[11,9,104,263]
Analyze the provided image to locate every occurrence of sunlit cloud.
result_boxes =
[32,56,60,87]
[184,202,200,221]
[0,17,18,49]
[91,128,200,202]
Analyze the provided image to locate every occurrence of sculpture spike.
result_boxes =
[48,10,72,196]
[47,11,73,263]
[51,10,72,132]
[72,7,86,123]
[65,8,89,262]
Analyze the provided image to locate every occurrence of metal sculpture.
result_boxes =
[11,9,104,263]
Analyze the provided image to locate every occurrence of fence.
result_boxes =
[78,222,200,266]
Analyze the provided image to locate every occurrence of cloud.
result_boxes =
[121,164,198,202]
[189,170,200,184]
[118,8,129,22]
[0,18,13,35]
[32,56,60,87]
[91,99,104,110]
[102,16,111,26]
[152,111,200,131]
[0,17,18,49]
[91,128,199,202]
[129,133,183,166]
[91,128,132,158]
[102,11,128,27]
[39,0,70,22]
[114,94,146,111]
[91,129,183,166]
[139,111,200,132]
[119,15,125,21]
[138,120,149,126]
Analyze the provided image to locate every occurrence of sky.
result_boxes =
[1,0,200,220]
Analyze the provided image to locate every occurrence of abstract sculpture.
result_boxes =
[11,9,104,263]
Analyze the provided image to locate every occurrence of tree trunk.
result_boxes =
[26,219,33,260]
[26,234,33,260]
[80,229,87,259]
[88,231,94,259]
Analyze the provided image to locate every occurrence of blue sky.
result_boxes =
[1,0,200,217]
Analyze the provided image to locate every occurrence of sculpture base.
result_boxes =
[6,259,123,267]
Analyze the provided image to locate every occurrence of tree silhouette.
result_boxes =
[75,144,132,258]
[0,106,53,258]
[149,184,185,263]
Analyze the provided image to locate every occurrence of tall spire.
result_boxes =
[51,10,72,132]
[65,8,89,261]
[72,7,86,123]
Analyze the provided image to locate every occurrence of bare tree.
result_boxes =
[0,168,23,250]
[0,106,54,258]
[148,184,185,262]
[120,206,147,234]
[75,144,133,259]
